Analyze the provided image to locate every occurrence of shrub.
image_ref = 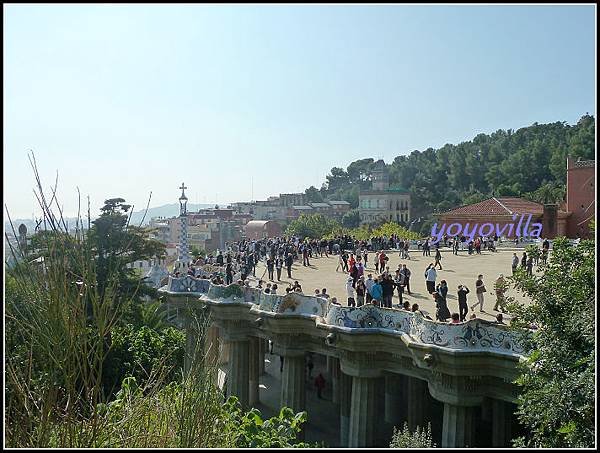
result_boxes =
[389,422,436,448]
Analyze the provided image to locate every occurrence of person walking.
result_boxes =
[394,269,405,305]
[336,253,345,272]
[434,248,443,270]
[493,274,507,312]
[457,284,470,322]
[302,246,310,267]
[365,274,375,304]
[225,263,234,285]
[471,274,486,312]
[425,264,437,294]
[275,256,283,281]
[400,264,412,295]
[355,276,366,307]
[433,290,451,322]
[314,373,326,399]
[379,251,388,273]
[342,252,349,273]
[436,280,448,303]
[266,256,274,281]
[511,253,519,275]
[346,276,356,307]
[285,253,294,279]
[381,274,395,308]
[370,278,383,306]
[526,256,533,276]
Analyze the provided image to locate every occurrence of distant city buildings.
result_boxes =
[231,193,351,222]
[149,206,252,253]
[358,159,411,225]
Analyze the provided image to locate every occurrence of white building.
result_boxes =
[358,159,411,225]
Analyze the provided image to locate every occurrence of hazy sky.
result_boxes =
[4,4,596,219]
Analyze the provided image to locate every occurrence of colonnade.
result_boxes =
[204,327,516,448]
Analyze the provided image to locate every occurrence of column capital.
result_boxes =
[428,372,484,406]
[340,351,383,378]
[221,325,252,342]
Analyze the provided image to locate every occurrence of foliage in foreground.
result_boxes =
[5,153,312,448]
[389,422,436,448]
[506,236,595,448]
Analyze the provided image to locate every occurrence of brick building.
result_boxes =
[565,157,595,238]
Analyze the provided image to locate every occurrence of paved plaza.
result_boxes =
[251,248,533,323]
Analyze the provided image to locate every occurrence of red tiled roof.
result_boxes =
[441,197,545,217]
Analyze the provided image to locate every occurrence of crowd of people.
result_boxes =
[169,232,537,326]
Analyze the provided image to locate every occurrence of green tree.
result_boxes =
[506,237,595,447]
[341,209,361,228]
[304,185,324,203]
[371,222,420,240]
[88,198,166,306]
[285,214,341,239]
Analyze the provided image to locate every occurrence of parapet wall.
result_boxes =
[160,274,529,357]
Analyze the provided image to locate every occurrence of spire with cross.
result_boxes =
[179,182,188,215]
[176,183,191,269]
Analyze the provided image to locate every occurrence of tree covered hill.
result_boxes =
[306,114,595,229]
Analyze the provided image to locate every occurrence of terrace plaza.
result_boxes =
[160,248,533,448]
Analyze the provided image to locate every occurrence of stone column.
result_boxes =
[258,338,266,375]
[375,377,391,446]
[218,338,230,366]
[407,377,428,431]
[329,357,340,404]
[385,374,408,428]
[442,404,477,448]
[204,325,220,367]
[227,339,250,409]
[492,399,512,447]
[348,376,378,447]
[339,371,352,447]
[248,337,260,407]
[280,352,306,413]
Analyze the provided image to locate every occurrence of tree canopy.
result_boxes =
[507,235,595,447]
[308,115,595,234]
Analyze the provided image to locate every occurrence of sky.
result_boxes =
[3,4,596,219]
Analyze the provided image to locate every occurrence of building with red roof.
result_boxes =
[438,157,595,239]
[438,197,569,239]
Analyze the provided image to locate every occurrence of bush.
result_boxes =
[103,324,185,397]
[389,422,436,448]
